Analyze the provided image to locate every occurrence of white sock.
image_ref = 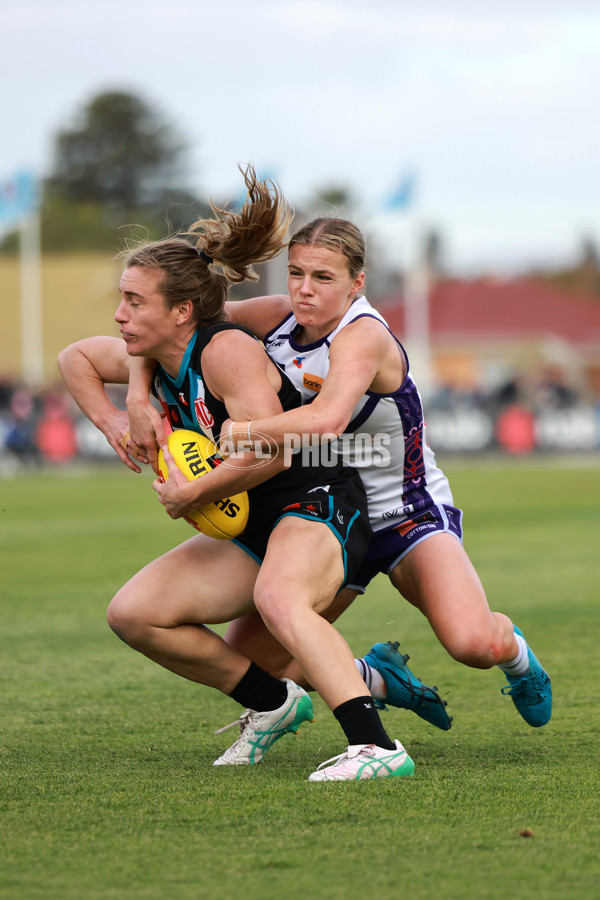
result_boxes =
[498,634,529,678]
[355,658,386,700]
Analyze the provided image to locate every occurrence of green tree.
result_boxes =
[308,184,358,217]
[1,90,210,253]
[46,90,189,216]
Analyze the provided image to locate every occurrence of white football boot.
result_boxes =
[308,740,415,781]
[213,679,314,766]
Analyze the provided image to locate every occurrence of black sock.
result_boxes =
[229,662,288,712]
[333,696,395,749]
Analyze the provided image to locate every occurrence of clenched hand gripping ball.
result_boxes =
[158,429,249,539]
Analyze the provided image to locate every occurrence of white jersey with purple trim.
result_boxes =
[263,295,454,533]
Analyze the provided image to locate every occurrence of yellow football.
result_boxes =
[157,429,249,540]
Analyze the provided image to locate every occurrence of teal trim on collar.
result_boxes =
[172,331,198,390]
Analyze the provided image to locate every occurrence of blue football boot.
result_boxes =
[364,641,452,731]
[501,626,552,727]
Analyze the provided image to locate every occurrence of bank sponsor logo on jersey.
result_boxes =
[394,509,437,537]
[293,356,306,368]
[283,500,323,518]
[302,372,324,393]
[194,397,215,428]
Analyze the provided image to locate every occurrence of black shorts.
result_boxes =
[233,466,372,588]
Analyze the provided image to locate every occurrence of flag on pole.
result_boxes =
[382,171,417,211]
[0,170,39,225]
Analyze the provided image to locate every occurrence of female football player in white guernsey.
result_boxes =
[58,171,416,782]
[215,217,553,734]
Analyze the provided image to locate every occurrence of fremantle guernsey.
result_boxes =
[264,295,454,533]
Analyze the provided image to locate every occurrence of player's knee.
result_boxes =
[254,588,295,644]
[446,632,505,669]
[106,591,144,646]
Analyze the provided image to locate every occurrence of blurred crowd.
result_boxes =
[427,369,599,454]
[1,372,599,473]
[0,381,77,470]
[0,379,128,474]
[431,368,581,415]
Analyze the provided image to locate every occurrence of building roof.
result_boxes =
[377,277,600,345]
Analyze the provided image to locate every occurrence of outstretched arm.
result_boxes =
[57,336,146,473]
[224,294,291,340]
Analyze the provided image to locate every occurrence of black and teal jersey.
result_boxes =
[151,321,345,490]
[150,321,371,582]
[152,322,299,441]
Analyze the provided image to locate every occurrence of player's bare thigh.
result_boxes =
[224,586,358,678]
[108,533,260,629]
[389,533,498,649]
[255,516,346,617]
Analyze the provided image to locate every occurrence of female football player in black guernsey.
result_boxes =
[57,166,414,782]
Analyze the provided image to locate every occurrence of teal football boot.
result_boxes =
[501,626,552,727]
[364,641,452,731]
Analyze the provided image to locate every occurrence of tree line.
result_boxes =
[1,91,211,253]
[2,88,598,295]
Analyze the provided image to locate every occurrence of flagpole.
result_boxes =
[19,211,44,385]
[385,170,432,399]
[404,245,432,400]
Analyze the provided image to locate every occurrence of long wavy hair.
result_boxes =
[123,165,293,327]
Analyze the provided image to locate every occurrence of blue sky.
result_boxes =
[1,0,598,273]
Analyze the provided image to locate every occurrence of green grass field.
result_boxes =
[1,459,599,900]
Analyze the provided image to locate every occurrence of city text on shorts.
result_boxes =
[213,679,314,766]
[365,641,452,730]
[308,740,415,782]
